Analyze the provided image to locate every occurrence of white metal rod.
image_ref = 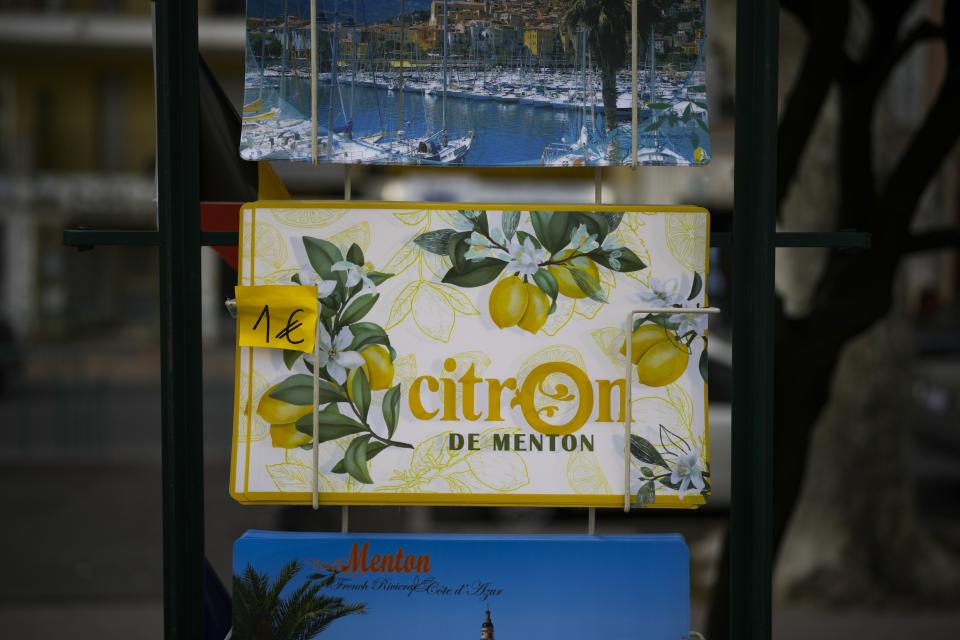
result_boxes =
[310,0,318,164]
[631,0,638,168]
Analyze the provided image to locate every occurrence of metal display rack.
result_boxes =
[60,1,872,638]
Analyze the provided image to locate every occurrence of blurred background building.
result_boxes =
[0,1,956,639]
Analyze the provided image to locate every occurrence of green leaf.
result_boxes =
[687,84,707,93]
[641,467,655,478]
[346,243,364,267]
[644,119,663,132]
[303,237,344,280]
[344,435,374,484]
[331,441,387,474]
[546,212,575,254]
[699,348,708,382]
[630,435,669,468]
[589,247,646,273]
[696,117,709,132]
[532,268,558,306]
[413,229,458,255]
[600,212,623,232]
[474,211,490,235]
[268,374,314,405]
[648,101,671,110]
[687,272,703,300]
[501,211,520,240]
[382,384,402,438]
[446,230,471,273]
[441,260,506,287]
[366,271,394,285]
[690,131,700,149]
[340,294,379,325]
[636,480,656,505]
[283,349,303,370]
[569,267,607,303]
[291,273,301,284]
[271,374,349,405]
[295,406,366,442]
[267,375,329,405]
[515,230,542,249]
[351,367,371,422]
[348,322,390,352]
[530,211,554,251]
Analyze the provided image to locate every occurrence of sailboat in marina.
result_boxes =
[541,30,606,166]
[363,0,473,164]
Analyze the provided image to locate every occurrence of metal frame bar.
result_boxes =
[154,0,205,637]
[732,0,779,638]
[63,229,871,251]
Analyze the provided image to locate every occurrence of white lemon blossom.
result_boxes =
[674,311,708,336]
[316,325,364,385]
[639,275,690,308]
[301,272,337,298]
[503,236,547,277]
[567,224,599,254]
[331,260,375,293]
[600,234,625,269]
[671,449,706,500]
[465,231,510,262]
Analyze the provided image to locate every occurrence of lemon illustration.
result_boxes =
[636,336,689,387]
[269,423,311,448]
[693,147,708,164]
[359,344,395,390]
[665,214,707,272]
[548,250,599,299]
[517,283,549,333]
[244,222,288,270]
[489,276,529,328]
[258,385,313,424]
[620,324,672,364]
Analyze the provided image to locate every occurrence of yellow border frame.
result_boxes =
[230,201,711,509]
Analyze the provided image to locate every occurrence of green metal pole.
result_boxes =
[154,1,205,638]
[732,0,778,638]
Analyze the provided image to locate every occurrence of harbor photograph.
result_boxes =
[240,0,711,166]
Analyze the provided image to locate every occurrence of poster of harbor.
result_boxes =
[240,1,710,166]
[233,532,691,640]
[231,202,711,507]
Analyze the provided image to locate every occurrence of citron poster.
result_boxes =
[231,202,711,508]
[233,532,691,640]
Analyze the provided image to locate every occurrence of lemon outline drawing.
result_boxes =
[664,213,707,273]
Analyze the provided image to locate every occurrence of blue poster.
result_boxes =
[233,531,690,639]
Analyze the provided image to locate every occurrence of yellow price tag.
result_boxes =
[235,285,318,354]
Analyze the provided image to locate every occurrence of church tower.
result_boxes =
[480,607,494,640]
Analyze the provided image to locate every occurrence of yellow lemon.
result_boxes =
[636,337,689,387]
[620,324,672,364]
[359,344,394,390]
[257,385,313,424]
[694,146,707,163]
[489,276,529,328]
[517,283,550,334]
[548,250,600,299]
[269,423,311,448]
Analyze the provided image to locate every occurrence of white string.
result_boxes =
[631,0,638,168]
[624,307,720,512]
